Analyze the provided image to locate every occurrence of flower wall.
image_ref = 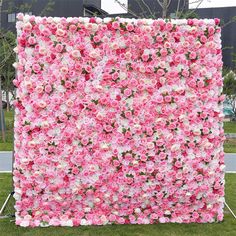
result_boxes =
[14,14,225,227]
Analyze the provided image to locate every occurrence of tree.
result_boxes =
[0,30,16,111]
[114,0,205,19]
[223,71,236,119]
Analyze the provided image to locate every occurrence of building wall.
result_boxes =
[1,0,84,31]
[84,0,101,8]
[196,7,236,68]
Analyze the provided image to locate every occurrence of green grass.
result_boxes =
[0,110,14,151]
[224,122,236,133]
[0,142,13,151]
[0,173,236,236]
[224,139,236,153]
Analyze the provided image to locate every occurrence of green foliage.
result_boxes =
[223,71,236,117]
[223,71,236,96]
[0,30,16,101]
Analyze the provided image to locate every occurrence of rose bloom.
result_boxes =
[28,36,36,45]
[124,88,132,97]
[156,95,164,103]
[60,67,69,74]
[71,50,81,58]
[189,52,197,59]
[32,64,41,73]
[36,85,44,93]
[65,81,72,88]
[37,101,47,108]
[125,110,132,118]
[127,23,134,31]
[66,99,74,107]
[59,113,68,122]
[56,28,66,36]
[112,21,120,29]
[200,35,207,43]
[45,84,52,93]
[23,22,32,31]
[104,125,113,132]
[69,24,77,32]
[55,44,64,52]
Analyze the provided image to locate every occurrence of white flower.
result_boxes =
[83,17,90,23]
[96,18,102,24]
[171,144,180,152]
[13,47,18,53]
[134,208,141,214]
[12,62,18,69]
[61,219,73,227]
[53,17,61,23]
[92,23,98,31]
[20,220,30,227]
[13,192,21,201]
[100,143,109,149]
[103,17,111,23]
[80,219,88,225]
[23,15,30,23]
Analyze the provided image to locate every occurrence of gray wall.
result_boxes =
[84,0,101,7]
[1,0,84,31]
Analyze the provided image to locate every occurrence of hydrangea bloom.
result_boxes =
[14,14,225,227]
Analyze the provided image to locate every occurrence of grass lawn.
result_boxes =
[0,111,236,153]
[224,139,236,153]
[0,110,14,151]
[0,173,236,236]
[224,122,236,133]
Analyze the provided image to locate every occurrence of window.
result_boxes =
[8,13,16,23]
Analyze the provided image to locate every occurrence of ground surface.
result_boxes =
[0,173,236,236]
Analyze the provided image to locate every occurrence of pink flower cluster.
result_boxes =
[14,14,225,227]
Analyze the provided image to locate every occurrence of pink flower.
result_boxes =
[56,28,66,37]
[45,85,52,93]
[23,22,32,31]
[127,23,134,31]
[37,101,47,108]
[32,64,41,73]
[112,21,120,29]
[55,44,64,52]
[28,36,36,45]
[156,95,164,103]
[124,88,132,97]
[71,50,81,58]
